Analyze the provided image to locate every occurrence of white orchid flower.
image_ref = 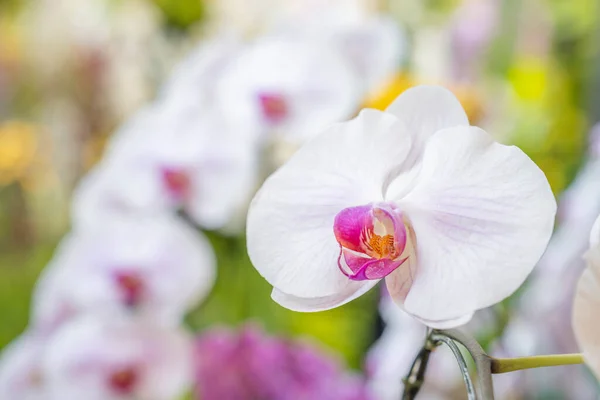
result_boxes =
[33,214,215,326]
[0,334,47,400]
[247,85,556,328]
[42,317,193,400]
[215,35,362,144]
[573,215,600,379]
[72,105,258,231]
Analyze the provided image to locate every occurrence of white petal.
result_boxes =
[71,162,167,231]
[573,247,600,379]
[31,248,82,336]
[185,122,260,230]
[411,313,475,330]
[271,280,378,312]
[385,85,468,163]
[247,109,412,299]
[394,126,556,323]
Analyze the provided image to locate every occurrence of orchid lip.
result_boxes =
[114,271,145,308]
[161,167,191,200]
[333,203,411,281]
[108,366,139,394]
[258,93,289,124]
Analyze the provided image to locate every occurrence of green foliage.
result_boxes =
[0,243,55,349]
[151,0,204,30]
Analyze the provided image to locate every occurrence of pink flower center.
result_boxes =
[162,167,191,200]
[258,93,288,124]
[114,271,144,308]
[333,203,410,281]
[108,366,139,395]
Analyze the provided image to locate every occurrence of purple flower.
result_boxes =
[193,325,372,400]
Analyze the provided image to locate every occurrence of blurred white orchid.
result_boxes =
[0,334,47,400]
[215,35,362,146]
[573,215,600,379]
[33,214,215,327]
[31,261,80,337]
[247,85,556,328]
[276,13,406,94]
[72,104,259,231]
[42,317,193,400]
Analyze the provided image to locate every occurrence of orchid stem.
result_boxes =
[490,354,585,374]
[402,329,586,400]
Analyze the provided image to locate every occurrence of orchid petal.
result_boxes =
[411,313,476,330]
[270,281,378,312]
[385,85,469,164]
[247,109,411,300]
[394,126,556,324]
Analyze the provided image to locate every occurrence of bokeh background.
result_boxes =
[1,0,599,398]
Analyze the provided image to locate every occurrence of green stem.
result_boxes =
[491,354,585,374]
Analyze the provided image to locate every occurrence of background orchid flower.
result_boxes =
[247,85,556,328]
[215,35,362,145]
[276,14,406,95]
[72,105,258,231]
[0,333,47,400]
[42,317,193,400]
[573,214,600,379]
[33,214,215,326]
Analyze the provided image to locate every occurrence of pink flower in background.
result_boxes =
[247,85,556,328]
[573,215,600,379]
[42,317,193,400]
[72,104,258,231]
[33,214,215,327]
[194,325,371,400]
[0,334,47,400]
[215,36,362,144]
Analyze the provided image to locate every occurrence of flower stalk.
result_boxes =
[490,353,584,374]
[403,330,585,400]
